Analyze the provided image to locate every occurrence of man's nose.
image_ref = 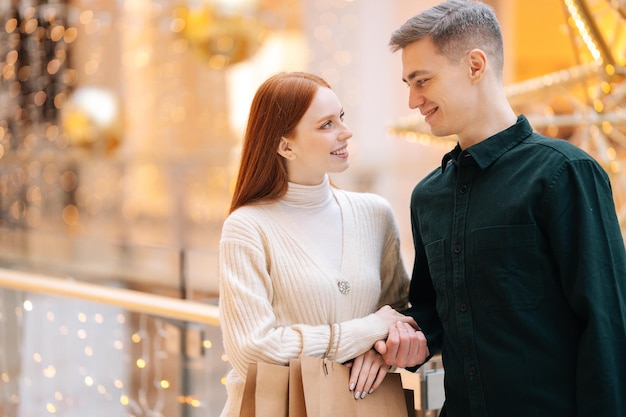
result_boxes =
[408,90,424,110]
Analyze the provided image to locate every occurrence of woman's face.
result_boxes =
[280,86,352,185]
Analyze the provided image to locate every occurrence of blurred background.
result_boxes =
[0,0,624,416]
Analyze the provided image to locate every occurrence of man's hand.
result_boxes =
[374,321,429,368]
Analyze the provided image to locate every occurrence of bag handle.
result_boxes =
[322,323,342,375]
[323,323,334,359]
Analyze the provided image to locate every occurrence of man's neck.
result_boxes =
[458,94,517,149]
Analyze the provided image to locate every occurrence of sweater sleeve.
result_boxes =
[376,199,410,311]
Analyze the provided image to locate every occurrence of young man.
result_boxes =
[375,1,626,416]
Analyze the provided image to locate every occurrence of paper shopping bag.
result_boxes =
[288,358,308,417]
[299,355,410,417]
[240,363,258,417]
[239,361,290,417]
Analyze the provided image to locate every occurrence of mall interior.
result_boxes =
[0,0,624,416]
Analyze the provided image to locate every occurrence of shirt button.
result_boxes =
[459,185,468,193]
[468,367,476,377]
[459,303,468,312]
[453,244,462,254]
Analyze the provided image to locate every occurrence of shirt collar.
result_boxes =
[441,114,533,172]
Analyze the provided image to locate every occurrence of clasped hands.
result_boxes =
[345,305,429,399]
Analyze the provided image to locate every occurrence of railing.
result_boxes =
[0,268,220,325]
[0,266,445,417]
[0,267,229,417]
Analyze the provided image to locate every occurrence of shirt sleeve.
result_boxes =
[406,188,445,362]
[543,158,626,414]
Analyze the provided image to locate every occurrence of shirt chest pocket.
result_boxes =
[472,225,544,312]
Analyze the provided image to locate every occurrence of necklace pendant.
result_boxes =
[338,280,351,295]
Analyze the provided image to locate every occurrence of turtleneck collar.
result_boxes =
[280,175,333,209]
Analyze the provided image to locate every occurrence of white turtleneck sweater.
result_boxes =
[278,177,342,271]
[218,176,409,417]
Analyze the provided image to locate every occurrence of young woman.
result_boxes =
[218,72,421,417]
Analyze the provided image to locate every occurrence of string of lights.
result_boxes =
[0,287,226,416]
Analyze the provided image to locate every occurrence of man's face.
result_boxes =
[401,37,475,138]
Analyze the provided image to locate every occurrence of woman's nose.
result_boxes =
[340,124,353,140]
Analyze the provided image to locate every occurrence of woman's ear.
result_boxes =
[277,137,296,160]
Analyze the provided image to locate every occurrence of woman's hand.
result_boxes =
[375,305,418,329]
[345,349,390,400]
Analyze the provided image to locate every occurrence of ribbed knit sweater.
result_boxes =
[218,179,409,417]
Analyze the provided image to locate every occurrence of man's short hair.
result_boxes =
[389,0,504,75]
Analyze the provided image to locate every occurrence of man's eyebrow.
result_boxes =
[402,69,429,84]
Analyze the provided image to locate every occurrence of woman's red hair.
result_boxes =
[229,72,331,213]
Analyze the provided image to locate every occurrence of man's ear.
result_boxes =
[277,137,296,159]
[467,49,487,81]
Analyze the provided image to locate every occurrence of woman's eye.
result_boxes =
[322,121,332,129]
[340,112,345,121]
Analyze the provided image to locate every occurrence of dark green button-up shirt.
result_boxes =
[407,115,626,417]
